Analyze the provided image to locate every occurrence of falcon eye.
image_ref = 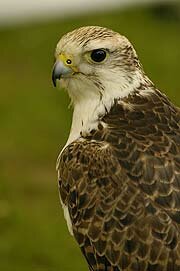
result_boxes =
[90,49,107,63]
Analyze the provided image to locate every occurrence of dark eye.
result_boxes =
[90,49,107,63]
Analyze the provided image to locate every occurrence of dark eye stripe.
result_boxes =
[91,49,106,63]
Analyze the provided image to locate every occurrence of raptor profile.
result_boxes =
[52,26,180,270]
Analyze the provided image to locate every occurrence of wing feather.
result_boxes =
[57,90,180,270]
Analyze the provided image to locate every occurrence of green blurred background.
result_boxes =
[0,3,180,271]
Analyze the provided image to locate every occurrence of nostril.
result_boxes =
[66,59,72,65]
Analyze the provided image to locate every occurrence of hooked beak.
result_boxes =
[52,60,73,87]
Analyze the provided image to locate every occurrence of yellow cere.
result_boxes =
[58,53,79,73]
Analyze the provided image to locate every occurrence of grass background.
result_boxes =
[0,4,179,271]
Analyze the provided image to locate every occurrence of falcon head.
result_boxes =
[52,26,144,104]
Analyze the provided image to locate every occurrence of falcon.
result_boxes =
[52,26,180,270]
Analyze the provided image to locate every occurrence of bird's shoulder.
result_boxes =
[57,88,180,233]
[57,89,180,270]
[58,88,180,208]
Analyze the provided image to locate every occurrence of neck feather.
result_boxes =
[65,70,153,147]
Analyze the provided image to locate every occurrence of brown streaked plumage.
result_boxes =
[53,26,180,271]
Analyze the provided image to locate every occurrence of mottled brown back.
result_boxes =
[57,89,180,270]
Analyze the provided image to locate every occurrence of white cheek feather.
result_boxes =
[65,69,148,147]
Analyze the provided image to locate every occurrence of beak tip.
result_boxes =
[52,59,71,88]
[52,62,61,87]
[52,76,57,87]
